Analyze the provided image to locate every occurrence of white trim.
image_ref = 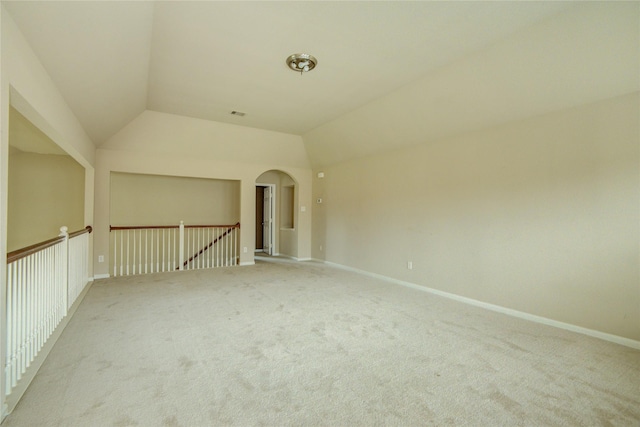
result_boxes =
[322,260,640,350]
[288,255,311,261]
[260,254,312,262]
[240,261,255,266]
[93,273,110,280]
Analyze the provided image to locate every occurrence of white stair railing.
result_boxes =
[110,222,240,277]
[5,225,92,396]
[110,226,180,276]
[182,224,239,270]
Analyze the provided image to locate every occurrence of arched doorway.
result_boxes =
[255,170,297,256]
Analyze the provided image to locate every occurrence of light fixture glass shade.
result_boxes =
[286,53,317,73]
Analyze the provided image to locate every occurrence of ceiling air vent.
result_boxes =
[230,111,246,117]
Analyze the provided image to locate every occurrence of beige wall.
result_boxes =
[8,149,84,251]
[311,93,639,342]
[95,110,312,276]
[110,172,239,226]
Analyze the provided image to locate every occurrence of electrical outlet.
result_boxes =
[98,255,104,263]
[320,245,323,251]
[243,247,248,253]
[407,261,413,270]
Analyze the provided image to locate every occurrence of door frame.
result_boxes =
[256,183,276,255]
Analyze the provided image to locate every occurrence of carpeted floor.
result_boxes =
[3,259,640,426]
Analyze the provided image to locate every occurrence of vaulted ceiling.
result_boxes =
[3,1,574,146]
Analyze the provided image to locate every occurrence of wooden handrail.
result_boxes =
[7,225,92,263]
[110,225,179,231]
[179,222,240,270]
[7,236,65,264]
[184,224,239,229]
[69,225,93,239]
[110,223,240,231]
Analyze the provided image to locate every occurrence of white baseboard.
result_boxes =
[274,254,313,262]
[240,261,255,266]
[93,273,110,280]
[322,260,640,350]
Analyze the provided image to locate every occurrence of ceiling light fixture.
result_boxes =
[286,53,317,74]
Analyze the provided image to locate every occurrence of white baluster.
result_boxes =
[18,258,25,380]
[224,228,228,266]
[165,228,168,271]
[178,221,184,270]
[217,228,221,267]
[125,230,130,276]
[6,262,13,394]
[132,229,137,275]
[214,228,218,268]
[138,229,142,274]
[188,227,191,270]
[197,228,201,270]
[119,231,123,277]
[169,229,173,271]
[12,259,19,388]
[225,228,229,266]
[58,226,68,318]
[198,228,201,269]
[145,229,148,274]
[25,255,31,368]
[184,228,189,270]
[208,228,212,269]
[5,266,10,393]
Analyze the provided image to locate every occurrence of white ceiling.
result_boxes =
[3,1,574,145]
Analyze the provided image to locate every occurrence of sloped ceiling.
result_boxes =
[3,1,574,145]
[304,2,640,167]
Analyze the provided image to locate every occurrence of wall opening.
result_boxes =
[110,172,240,226]
[7,106,85,251]
[255,170,297,257]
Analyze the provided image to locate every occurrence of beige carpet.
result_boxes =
[3,259,639,426]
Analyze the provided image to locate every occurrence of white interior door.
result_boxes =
[263,186,273,255]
